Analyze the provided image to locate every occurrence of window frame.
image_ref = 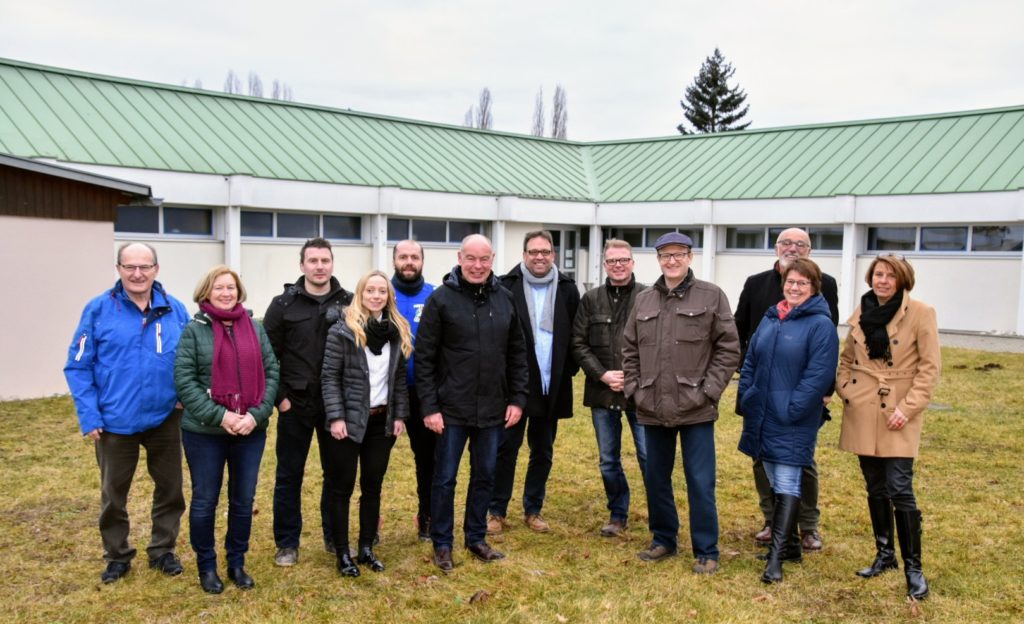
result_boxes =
[114,204,215,239]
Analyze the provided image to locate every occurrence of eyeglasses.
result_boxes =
[784,279,811,288]
[776,239,810,249]
[119,264,156,273]
[526,249,553,258]
[657,252,691,262]
[603,257,633,266]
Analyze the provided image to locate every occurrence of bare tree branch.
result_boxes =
[476,87,493,130]
[551,84,568,139]
[531,86,545,137]
[224,70,242,94]
[247,72,263,98]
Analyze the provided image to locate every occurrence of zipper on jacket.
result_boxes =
[74,333,88,362]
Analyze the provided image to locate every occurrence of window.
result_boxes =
[867,224,1021,254]
[115,205,212,236]
[726,227,765,249]
[604,227,701,249]
[387,218,481,243]
[728,226,842,250]
[239,211,362,241]
[808,226,843,251]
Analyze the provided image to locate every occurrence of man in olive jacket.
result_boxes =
[623,232,740,574]
[263,238,352,566]
[415,234,529,571]
[571,238,647,537]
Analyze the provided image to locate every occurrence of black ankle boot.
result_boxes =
[357,545,385,572]
[198,570,224,594]
[857,497,899,578]
[761,493,801,584]
[337,551,360,577]
[895,509,929,600]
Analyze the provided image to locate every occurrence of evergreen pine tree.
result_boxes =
[678,48,751,134]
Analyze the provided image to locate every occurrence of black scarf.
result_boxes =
[606,274,637,324]
[858,289,904,360]
[365,311,399,356]
[392,272,424,297]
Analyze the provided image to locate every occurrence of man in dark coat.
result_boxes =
[488,230,580,534]
[734,227,839,552]
[415,234,529,571]
[263,238,352,567]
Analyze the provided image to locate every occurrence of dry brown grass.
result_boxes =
[1,345,1022,623]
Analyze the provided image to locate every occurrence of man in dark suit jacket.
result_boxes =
[488,230,580,534]
[735,227,839,552]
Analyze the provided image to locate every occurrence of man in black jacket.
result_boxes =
[571,238,647,538]
[488,231,580,535]
[734,227,839,552]
[416,234,529,571]
[264,238,352,567]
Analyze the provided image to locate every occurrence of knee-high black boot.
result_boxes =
[894,509,929,599]
[761,494,801,584]
[857,497,898,578]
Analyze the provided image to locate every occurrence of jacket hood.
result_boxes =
[442,265,500,291]
[768,293,832,321]
[111,279,173,309]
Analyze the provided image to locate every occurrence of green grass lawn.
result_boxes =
[2,345,1022,623]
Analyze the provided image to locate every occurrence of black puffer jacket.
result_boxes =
[499,264,580,420]
[414,267,529,428]
[320,310,409,444]
[571,276,644,410]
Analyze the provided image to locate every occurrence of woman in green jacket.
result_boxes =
[175,265,279,594]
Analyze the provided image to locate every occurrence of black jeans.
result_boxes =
[324,413,396,549]
[272,400,332,549]
[490,413,558,517]
[404,389,435,522]
[858,455,918,511]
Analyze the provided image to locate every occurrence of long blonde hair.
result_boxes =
[345,270,414,358]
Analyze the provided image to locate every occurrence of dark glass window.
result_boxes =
[726,227,765,249]
[323,215,361,240]
[387,218,410,242]
[972,225,1024,252]
[808,226,843,250]
[767,227,786,248]
[646,228,674,247]
[867,227,915,251]
[115,206,159,233]
[277,213,319,239]
[164,207,212,235]
[606,228,642,248]
[447,220,481,243]
[678,228,703,249]
[240,211,273,237]
[412,219,446,243]
[920,227,967,251]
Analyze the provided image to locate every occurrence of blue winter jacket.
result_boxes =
[737,294,839,467]
[64,280,190,435]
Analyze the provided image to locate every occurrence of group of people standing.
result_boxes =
[64,226,939,602]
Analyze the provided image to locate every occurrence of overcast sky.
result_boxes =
[2,0,1022,141]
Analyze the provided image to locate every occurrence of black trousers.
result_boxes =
[324,413,396,549]
[858,455,918,511]
[404,389,436,522]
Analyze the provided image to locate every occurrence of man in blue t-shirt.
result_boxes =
[391,239,436,541]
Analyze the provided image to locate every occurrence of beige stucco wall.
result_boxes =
[241,243,374,315]
[126,240,225,313]
[1,217,114,400]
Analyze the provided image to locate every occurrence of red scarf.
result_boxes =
[199,302,266,414]
[775,299,792,321]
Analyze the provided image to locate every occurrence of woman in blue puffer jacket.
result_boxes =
[738,257,839,584]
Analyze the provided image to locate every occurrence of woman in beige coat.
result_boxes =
[837,254,940,600]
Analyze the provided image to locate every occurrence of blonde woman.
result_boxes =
[321,270,413,576]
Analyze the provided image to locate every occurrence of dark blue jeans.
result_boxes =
[643,421,719,560]
[430,423,502,549]
[592,408,647,522]
[490,414,558,517]
[272,404,332,549]
[183,429,266,572]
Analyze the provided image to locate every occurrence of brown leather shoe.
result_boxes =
[524,514,551,533]
[600,519,627,537]
[692,558,719,575]
[755,522,772,546]
[801,529,823,551]
[486,515,507,535]
[433,547,454,572]
[467,542,505,562]
[637,543,677,562]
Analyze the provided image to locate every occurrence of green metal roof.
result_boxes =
[1,58,1022,203]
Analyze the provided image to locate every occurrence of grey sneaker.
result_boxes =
[274,547,298,567]
[692,557,719,575]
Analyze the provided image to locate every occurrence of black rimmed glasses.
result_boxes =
[603,257,633,266]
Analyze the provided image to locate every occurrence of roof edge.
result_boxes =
[0,153,152,196]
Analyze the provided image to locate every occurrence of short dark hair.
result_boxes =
[300,237,333,263]
[392,239,424,260]
[523,230,554,251]
[783,258,823,295]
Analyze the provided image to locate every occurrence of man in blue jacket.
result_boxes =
[64,243,190,584]
[391,239,435,541]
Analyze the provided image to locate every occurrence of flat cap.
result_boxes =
[653,232,694,250]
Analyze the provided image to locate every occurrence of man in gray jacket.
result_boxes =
[622,232,740,575]
[571,239,646,537]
